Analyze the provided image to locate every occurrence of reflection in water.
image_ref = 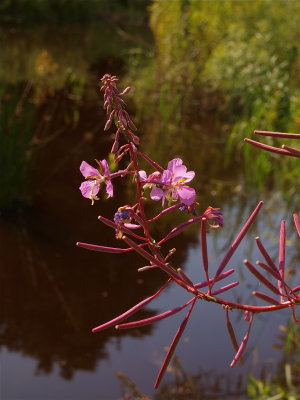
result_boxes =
[117,355,246,400]
[1,208,165,379]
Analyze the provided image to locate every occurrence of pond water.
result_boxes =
[2,195,299,399]
[1,20,300,400]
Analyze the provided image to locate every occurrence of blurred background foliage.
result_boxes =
[1,0,299,210]
[127,0,300,193]
[0,0,149,25]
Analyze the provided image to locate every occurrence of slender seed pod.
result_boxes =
[154,299,196,388]
[230,313,254,368]
[213,202,263,284]
[252,291,281,305]
[225,308,243,365]
[200,218,210,293]
[92,280,171,333]
[116,297,195,330]
[244,260,282,296]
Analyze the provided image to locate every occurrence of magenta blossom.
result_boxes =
[140,158,196,206]
[79,160,113,204]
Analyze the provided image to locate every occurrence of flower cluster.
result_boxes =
[139,158,196,206]
[77,75,300,389]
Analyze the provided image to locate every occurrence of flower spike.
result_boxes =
[77,76,300,388]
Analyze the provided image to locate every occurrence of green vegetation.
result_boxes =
[0,85,35,209]
[0,9,151,210]
[2,0,300,206]
[127,0,300,190]
[0,0,150,25]
[247,320,300,399]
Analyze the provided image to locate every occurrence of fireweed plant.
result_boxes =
[77,74,300,389]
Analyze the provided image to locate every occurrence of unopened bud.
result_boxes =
[131,133,140,145]
[244,311,250,322]
[128,119,137,131]
[104,119,112,131]
[119,86,131,96]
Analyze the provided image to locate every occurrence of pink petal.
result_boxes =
[173,165,187,178]
[138,170,147,181]
[80,161,100,178]
[161,192,167,207]
[150,186,164,201]
[101,159,110,175]
[177,186,195,205]
[79,180,100,198]
[161,169,171,184]
[183,171,195,183]
[167,158,183,172]
[105,180,113,197]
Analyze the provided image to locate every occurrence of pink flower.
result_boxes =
[79,160,113,204]
[143,158,195,206]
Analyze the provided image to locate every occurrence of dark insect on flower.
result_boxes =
[114,206,133,238]
[114,207,132,224]
[179,203,198,216]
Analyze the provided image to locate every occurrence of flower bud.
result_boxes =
[119,86,131,95]
[104,118,112,131]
